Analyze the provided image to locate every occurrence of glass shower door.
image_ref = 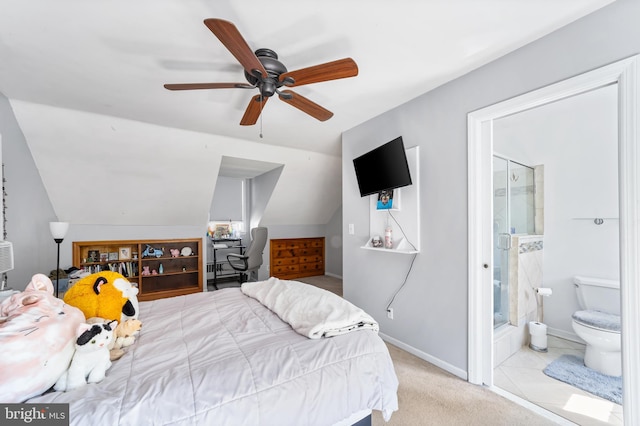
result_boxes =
[493,157,510,328]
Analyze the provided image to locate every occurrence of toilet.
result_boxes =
[572,275,621,377]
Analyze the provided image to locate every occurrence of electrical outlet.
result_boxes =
[387,308,394,320]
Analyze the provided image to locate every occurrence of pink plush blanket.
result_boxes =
[0,274,85,402]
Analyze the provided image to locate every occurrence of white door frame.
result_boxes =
[467,55,640,424]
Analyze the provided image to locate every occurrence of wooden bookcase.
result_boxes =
[270,237,324,280]
[72,238,203,301]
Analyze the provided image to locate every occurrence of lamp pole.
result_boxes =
[49,222,69,298]
[54,237,62,298]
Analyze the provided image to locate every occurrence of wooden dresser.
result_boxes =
[270,237,325,280]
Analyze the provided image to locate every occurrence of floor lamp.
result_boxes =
[49,222,69,298]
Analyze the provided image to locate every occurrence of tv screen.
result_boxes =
[352,136,412,197]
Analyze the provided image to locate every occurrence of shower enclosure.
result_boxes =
[493,156,535,328]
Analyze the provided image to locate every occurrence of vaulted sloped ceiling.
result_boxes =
[12,101,341,226]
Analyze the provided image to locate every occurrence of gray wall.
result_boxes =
[342,0,640,374]
[0,93,58,290]
[324,205,343,278]
[210,176,244,222]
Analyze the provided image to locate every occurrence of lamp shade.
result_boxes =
[49,222,69,240]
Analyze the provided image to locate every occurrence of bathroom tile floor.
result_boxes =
[494,336,623,425]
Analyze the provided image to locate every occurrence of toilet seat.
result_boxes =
[572,310,620,333]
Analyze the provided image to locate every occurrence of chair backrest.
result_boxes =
[245,227,268,272]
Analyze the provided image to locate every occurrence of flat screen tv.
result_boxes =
[352,136,412,197]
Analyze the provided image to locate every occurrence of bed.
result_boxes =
[26,279,399,425]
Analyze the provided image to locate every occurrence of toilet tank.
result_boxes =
[574,275,620,314]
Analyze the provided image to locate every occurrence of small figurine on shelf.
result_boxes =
[141,266,151,276]
[151,269,158,275]
[170,248,180,258]
[142,245,163,258]
[158,264,164,274]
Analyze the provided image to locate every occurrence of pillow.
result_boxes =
[0,274,85,402]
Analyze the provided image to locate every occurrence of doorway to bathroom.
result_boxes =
[468,56,640,425]
[492,156,535,329]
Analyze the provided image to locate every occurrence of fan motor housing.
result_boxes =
[245,48,288,97]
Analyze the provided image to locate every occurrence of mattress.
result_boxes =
[28,287,399,425]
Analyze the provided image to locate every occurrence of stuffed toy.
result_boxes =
[63,271,139,323]
[87,317,143,361]
[113,318,142,350]
[0,274,85,402]
[54,320,117,391]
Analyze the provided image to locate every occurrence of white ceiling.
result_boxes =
[0,0,615,226]
[0,0,613,157]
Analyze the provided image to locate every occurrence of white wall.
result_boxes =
[494,84,618,337]
[10,101,342,229]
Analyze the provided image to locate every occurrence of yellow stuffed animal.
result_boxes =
[64,271,139,323]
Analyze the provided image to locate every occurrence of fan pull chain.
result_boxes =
[259,94,264,138]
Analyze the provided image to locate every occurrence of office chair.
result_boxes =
[227,227,268,284]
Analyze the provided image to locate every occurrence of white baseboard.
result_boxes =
[379,332,467,380]
[547,327,585,344]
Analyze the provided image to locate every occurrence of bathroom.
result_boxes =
[489,84,621,423]
[491,84,619,362]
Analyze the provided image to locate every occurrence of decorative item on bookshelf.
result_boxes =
[108,252,118,261]
[87,250,100,263]
[119,247,131,260]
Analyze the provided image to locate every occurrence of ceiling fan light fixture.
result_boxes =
[164,19,359,125]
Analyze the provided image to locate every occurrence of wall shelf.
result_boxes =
[361,237,418,254]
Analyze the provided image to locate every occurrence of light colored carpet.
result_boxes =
[374,343,557,426]
[299,275,556,425]
[295,274,343,296]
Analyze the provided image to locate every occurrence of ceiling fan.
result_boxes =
[164,18,359,126]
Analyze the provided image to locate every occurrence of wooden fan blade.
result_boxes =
[278,90,333,121]
[204,18,267,79]
[279,58,358,87]
[240,95,268,126]
[164,82,253,91]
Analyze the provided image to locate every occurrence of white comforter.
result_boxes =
[241,277,379,339]
[28,288,398,426]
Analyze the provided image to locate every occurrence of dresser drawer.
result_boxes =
[273,257,298,266]
[273,241,299,250]
[299,255,322,263]
[272,248,297,258]
[298,261,323,273]
[272,264,299,274]
[299,247,322,256]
